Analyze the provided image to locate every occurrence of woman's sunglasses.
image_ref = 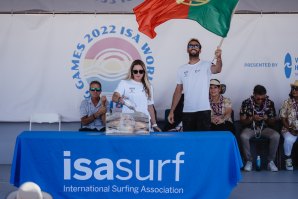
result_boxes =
[132,70,144,75]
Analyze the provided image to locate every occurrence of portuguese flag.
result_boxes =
[133,0,239,39]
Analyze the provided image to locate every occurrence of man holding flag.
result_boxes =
[133,0,237,131]
[168,38,222,131]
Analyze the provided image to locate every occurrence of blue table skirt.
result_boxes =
[10,131,242,199]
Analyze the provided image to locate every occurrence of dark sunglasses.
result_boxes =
[188,44,201,49]
[132,70,144,75]
[90,88,101,92]
[292,86,298,91]
[255,97,266,101]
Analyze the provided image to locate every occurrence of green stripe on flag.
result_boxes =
[188,0,238,37]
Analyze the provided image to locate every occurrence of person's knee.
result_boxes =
[270,131,280,141]
[240,131,251,140]
[284,135,296,145]
[284,135,291,144]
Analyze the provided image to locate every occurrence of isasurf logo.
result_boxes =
[70,25,156,99]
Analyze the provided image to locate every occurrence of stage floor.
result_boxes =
[1,164,298,199]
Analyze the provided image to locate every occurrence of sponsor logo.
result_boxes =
[284,53,292,78]
[283,53,298,79]
[70,25,155,99]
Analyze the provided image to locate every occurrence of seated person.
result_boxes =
[280,80,298,170]
[209,79,234,133]
[79,80,108,132]
[240,85,280,172]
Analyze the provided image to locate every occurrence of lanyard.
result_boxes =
[250,96,267,138]
[252,120,264,139]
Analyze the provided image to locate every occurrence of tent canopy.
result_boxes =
[0,0,297,14]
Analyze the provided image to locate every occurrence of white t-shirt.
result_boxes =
[114,79,154,117]
[177,60,212,112]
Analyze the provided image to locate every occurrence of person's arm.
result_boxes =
[281,117,292,130]
[222,107,232,122]
[281,117,298,136]
[81,114,97,126]
[263,101,277,128]
[148,105,161,132]
[80,97,107,126]
[241,112,267,127]
[81,102,106,126]
[112,80,125,104]
[101,113,106,125]
[112,92,124,104]
[263,115,276,127]
[211,48,222,74]
[98,96,107,125]
[80,100,96,125]
[240,114,253,126]
[220,97,233,123]
[168,84,183,124]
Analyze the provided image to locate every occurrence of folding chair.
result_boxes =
[29,113,61,131]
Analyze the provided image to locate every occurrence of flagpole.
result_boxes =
[212,38,223,63]
[218,37,224,48]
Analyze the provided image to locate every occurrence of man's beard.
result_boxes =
[189,51,200,58]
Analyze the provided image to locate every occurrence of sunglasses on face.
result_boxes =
[292,86,298,91]
[255,97,266,101]
[90,88,101,92]
[132,70,144,75]
[188,44,201,49]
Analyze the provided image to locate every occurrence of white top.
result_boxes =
[176,60,212,112]
[114,79,154,117]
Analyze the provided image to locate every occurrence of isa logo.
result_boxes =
[70,25,155,99]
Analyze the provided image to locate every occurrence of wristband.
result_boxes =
[152,124,158,128]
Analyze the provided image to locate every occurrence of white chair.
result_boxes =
[29,113,61,131]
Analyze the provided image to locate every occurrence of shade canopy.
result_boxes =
[0,0,297,13]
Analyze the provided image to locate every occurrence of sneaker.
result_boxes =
[244,161,252,172]
[285,158,294,171]
[267,161,278,172]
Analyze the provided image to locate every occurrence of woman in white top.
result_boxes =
[112,59,161,131]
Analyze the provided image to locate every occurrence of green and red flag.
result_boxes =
[133,0,239,39]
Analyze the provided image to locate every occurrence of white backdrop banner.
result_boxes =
[0,14,297,121]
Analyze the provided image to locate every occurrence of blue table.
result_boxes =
[10,131,242,199]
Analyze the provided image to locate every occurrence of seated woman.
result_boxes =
[209,79,234,134]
